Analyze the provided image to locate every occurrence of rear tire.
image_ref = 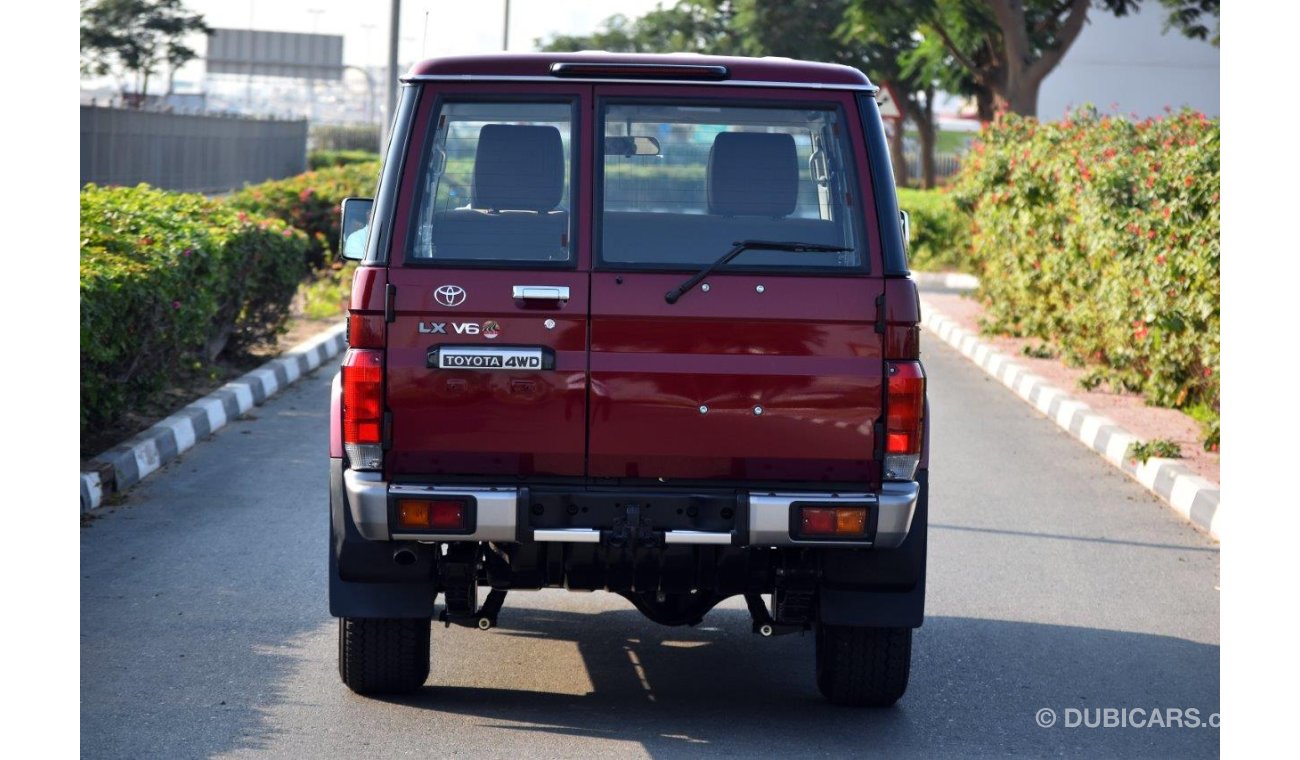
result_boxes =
[814,623,912,707]
[338,617,430,695]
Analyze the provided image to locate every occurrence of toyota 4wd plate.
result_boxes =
[433,346,544,370]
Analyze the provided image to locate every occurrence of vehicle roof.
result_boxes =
[403,52,874,90]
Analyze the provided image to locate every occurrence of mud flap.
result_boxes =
[817,469,928,628]
[329,458,438,618]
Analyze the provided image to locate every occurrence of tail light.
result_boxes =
[396,499,468,531]
[797,505,869,538]
[341,348,384,470]
[347,313,385,349]
[884,361,925,481]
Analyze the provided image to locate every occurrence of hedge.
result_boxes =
[895,187,971,273]
[310,123,381,152]
[80,184,310,434]
[226,162,381,267]
[950,107,1219,446]
[308,149,381,170]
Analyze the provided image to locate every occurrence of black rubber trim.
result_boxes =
[856,93,909,276]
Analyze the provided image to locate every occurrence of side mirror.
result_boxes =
[339,197,374,261]
[899,210,911,251]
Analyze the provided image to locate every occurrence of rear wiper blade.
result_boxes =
[664,239,851,304]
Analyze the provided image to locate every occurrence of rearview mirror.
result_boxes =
[605,135,661,157]
[899,210,911,251]
[339,197,374,261]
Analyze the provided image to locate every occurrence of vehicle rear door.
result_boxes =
[587,85,886,484]
[385,84,592,478]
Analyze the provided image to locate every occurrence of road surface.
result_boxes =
[81,334,1220,758]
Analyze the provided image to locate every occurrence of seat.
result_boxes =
[706,132,799,217]
[428,124,569,261]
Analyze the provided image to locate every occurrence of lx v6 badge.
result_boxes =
[419,321,502,337]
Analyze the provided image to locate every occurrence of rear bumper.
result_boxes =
[343,470,920,549]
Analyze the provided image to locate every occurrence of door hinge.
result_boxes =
[385,283,396,323]
[874,292,886,334]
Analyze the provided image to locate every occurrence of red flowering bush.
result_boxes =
[226,162,380,267]
[950,107,1219,446]
[80,185,310,433]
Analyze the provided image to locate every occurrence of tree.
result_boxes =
[81,0,211,103]
[849,0,1219,117]
[537,2,738,55]
[537,1,950,188]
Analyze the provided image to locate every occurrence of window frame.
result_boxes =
[593,95,871,276]
[401,93,583,271]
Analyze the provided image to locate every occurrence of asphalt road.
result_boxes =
[81,335,1220,759]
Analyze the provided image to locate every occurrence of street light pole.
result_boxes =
[307,9,323,124]
[384,0,400,152]
[502,0,510,51]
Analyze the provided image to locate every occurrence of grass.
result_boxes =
[1127,439,1183,464]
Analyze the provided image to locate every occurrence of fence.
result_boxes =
[903,150,963,183]
[80,106,308,194]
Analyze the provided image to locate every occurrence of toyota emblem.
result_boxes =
[434,285,466,307]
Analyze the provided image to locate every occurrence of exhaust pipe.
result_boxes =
[392,547,418,566]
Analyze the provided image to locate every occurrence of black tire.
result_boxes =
[814,623,912,707]
[338,617,431,695]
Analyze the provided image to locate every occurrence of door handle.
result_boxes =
[512,285,570,302]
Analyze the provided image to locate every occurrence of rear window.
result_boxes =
[599,101,864,271]
[408,100,576,267]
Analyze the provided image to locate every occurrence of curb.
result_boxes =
[919,299,1221,540]
[80,323,347,512]
[911,271,979,291]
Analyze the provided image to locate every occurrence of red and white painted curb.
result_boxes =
[921,299,1221,540]
[80,323,346,512]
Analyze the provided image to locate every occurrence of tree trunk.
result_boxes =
[888,121,908,188]
[917,89,937,189]
[1002,76,1041,117]
[976,90,995,123]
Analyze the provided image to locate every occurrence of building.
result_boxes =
[1039,6,1219,119]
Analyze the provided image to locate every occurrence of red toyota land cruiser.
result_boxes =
[329,53,927,707]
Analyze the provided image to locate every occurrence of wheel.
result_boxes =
[814,623,912,707]
[338,617,431,695]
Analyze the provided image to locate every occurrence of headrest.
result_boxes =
[472,124,565,211]
[706,132,798,217]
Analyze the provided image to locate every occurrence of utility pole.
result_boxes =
[384,0,400,152]
[307,9,323,124]
[503,0,510,51]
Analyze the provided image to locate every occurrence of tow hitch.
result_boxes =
[601,503,665,549]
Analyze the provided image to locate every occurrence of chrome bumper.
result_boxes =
[343,470,920,549]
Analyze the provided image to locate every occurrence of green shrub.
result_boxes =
[80,184,310,433]
[227,162,381,268]
[896,187,972,272]
[300,262,357,320]
[219,216,313,354]
[309,149,381,170]
[950,107,1219,444]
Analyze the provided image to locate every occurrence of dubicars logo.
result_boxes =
[434,285,467,307]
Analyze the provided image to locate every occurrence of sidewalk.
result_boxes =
[918,283,1220,539]
[921,289,1218,486]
